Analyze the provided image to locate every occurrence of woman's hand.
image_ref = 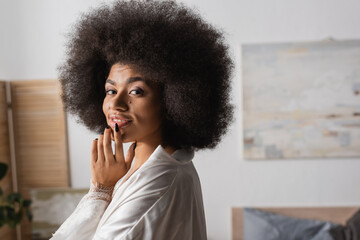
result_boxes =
[91,125,136,187]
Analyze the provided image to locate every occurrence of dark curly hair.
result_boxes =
[59,0,233,150]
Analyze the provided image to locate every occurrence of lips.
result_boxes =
[109,114,132,129]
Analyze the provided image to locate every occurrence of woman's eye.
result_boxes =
[106,89,116,95]
[129,88,144,95]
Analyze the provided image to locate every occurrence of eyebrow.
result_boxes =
[105,77,148,86]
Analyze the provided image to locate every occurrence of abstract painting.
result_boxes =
[242,39,360,159]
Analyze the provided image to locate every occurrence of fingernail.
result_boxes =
[115,123,119,132]
[133,141,137,151]
[95,138,98,140]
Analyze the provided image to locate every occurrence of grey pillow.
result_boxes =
[243,208,339,240]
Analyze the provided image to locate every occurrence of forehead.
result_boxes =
[106,64,148,86]
[107,64,141,80]
[109,64,133,74]
[105,63,162,93]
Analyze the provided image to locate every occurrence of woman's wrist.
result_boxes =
[88,179,115,202]
[90,180,115,192]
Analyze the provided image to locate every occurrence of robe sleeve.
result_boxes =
[50,180,114,240]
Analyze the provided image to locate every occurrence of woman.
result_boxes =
[52,0,233,239]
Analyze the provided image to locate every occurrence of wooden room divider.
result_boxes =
[0,81,17,240]
[0,80,70,240]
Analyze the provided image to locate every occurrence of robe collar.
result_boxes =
[149,145,195,165]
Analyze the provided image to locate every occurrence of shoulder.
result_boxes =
[98,148,205,239]
[119,163,205,239]
[116,146,199,201]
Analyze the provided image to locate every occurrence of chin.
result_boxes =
[110,131,133,143]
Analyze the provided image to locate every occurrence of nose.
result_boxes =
[108,90,129,112]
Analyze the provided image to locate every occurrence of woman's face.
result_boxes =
[103,63,163,143]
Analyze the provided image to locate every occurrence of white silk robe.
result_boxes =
[51,145,207,240]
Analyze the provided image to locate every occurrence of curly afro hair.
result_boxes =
[59,0,233,150]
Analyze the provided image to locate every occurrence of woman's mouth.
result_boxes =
[109,115,132,129]
[109,119,132,129]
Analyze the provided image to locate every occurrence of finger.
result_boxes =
[125,141,136,170]
[103,127,114,163]
[97,134,105,163]
[91,138,98,164]
[114,123,125,163]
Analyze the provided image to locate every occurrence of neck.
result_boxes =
[132,142,176,170]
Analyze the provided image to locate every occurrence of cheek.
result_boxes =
[137,102,162,127]
[147,106,162,128]
[102,99,108,116]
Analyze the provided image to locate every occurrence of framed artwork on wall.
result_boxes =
[242,39,360,159]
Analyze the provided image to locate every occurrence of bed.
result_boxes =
[232,206,359,240]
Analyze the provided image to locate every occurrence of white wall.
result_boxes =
[1,0,360,239]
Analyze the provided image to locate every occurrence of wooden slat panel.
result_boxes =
[0,81,16,240]
[232,206,360,240]
[0,225,17,240]
[11,80,69,240]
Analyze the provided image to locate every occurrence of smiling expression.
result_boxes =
[102,63,163,143]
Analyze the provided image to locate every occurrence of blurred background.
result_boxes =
[0,0,360,239]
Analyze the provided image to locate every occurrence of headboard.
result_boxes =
[232,206,359,240]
